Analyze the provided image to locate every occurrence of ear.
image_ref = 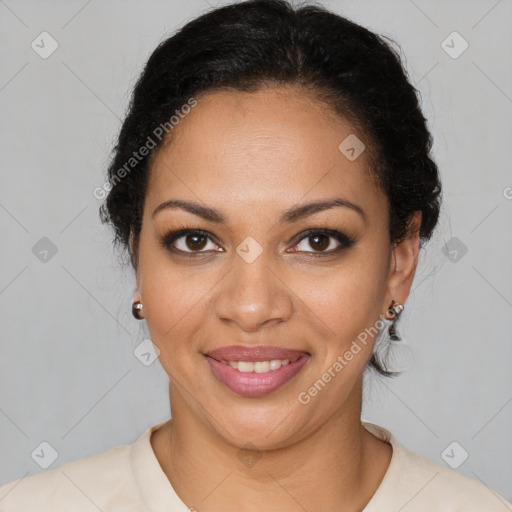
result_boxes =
[383,211,422,311]
[129,229,139,275]
[129,230,145,318]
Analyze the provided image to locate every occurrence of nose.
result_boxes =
[213,250,294,333]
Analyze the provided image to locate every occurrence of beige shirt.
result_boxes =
[0,421,510,511]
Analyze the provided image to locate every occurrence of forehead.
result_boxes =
[146,86,385,218]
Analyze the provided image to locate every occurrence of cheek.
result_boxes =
[137,242,212,360]
[291,255,387,345]
[138,230,389,374]
[142,271,208,348]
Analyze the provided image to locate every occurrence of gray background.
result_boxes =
[1,0,511,503]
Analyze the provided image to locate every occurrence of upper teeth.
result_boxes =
[220,357,300,373]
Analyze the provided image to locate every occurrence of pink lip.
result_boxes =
[205,345,311,397]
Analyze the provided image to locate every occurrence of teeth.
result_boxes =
[238,361,255,373]
[254,361,270,373]
[269,359,282,370]
[222,356,300,373]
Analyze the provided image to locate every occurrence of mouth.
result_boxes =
[205,345,311,397]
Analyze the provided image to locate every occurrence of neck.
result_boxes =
[151,381,391,512]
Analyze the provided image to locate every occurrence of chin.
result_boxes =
[205,397,310,450]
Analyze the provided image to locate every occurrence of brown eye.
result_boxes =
[184,233,208,251]
[161,229,220,254]
[308,234,330,251]
[290,229,355,255]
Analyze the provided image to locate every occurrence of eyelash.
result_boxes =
[159,226,356,258]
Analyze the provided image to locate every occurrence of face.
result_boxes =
[134,85,419,449]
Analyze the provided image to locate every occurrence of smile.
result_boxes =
[218,357,300,373]
[205,345,311,397]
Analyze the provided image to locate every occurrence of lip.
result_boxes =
[205,345,311,397]
[206,345,309,362]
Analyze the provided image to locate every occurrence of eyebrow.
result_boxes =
[152,198,366,224]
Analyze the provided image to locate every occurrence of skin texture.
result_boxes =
[131,85,421,511]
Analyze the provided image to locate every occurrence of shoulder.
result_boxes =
[398,446,511,510]
[363,423,512,512]
[0,442,142,512]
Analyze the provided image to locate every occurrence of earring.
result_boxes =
[132,301,144,320]
[387,300,404,341]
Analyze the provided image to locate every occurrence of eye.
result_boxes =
[161,229,221,255]
[160,227,355,258]
[289,229,355,255]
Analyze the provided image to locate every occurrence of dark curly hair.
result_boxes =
[99,0,442,377]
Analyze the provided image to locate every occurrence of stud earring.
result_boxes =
[132,301,144,320]
[387,300,404,341]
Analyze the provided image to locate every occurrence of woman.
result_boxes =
[1,0,510,510]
